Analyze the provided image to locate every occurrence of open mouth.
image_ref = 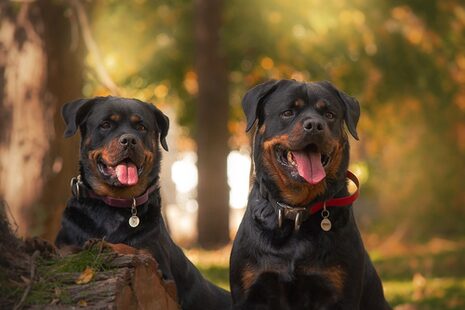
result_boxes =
[276,144,331,185]
[97,157,143,186]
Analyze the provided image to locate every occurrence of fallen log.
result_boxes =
[0,200,179,309]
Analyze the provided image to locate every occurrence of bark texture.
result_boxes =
[0,1,83,239]
[0,3,50,236]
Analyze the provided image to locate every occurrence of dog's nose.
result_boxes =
[119,134,138,148]
[303,119,324,134]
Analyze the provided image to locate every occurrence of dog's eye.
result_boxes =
[325,112,335,120]
[281,110,294,118]
[100,121,111,129]
[136,124,146,131]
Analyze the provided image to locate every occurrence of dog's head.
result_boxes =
[62,96,169,198]
[243,80,360,206]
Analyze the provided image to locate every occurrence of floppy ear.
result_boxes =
[319,81,360,140]
[149,104,170,152]
[242,80,282,132]
[62,98,98,138]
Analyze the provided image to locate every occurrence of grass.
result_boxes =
[186,245,231,290]
[375,238,465,309]
[186,238,465,309]
[23,245,114,306]
[384,278,465,309]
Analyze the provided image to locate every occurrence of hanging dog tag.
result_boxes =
[129,198,140,228]
[129,215,140,228]
[320,204,331,232]
[320,218,332,231]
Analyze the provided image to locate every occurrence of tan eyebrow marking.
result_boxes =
[131,115,141,123]
[110,114,120,121]
[294,98,305,108]
[316,100,327,110]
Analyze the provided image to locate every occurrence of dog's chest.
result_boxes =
[73,202,138,242]
[242,259,345,308]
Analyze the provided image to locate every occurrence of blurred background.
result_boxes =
[1,0,465,308]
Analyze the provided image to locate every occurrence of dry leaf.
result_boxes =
[77,299,88,307]
[50,298,60,305]
[20,275,31,285]
[75,267,95,285]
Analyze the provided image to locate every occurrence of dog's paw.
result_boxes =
[57,245,82,256]
[23,237,57,258]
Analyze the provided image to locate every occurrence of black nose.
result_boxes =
[303,119,324,134]
[119,134,138,148]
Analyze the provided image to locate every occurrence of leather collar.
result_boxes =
[273,171,360,231]
[70,175,158,208]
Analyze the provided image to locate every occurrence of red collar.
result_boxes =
[70,175,158,208]
[275,171,360,230]
[308,170,360,214]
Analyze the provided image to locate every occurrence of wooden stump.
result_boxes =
[0,201,179,309]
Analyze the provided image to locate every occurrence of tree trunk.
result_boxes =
[0,2,50,236]
[194,0,230,248]
[36,1,84,241]
[0,1,83,239]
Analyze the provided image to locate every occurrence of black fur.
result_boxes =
[56,96,231,310]
[230,80,390,309]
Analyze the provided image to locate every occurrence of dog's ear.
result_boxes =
[149,104,170,152]
[319,81,360,140]
[242,80,282,132]
[62,98,98,138]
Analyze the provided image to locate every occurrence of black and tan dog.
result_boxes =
[55,96,231,309]
[230,80,390,309]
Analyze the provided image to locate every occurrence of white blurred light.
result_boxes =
[170,150,251,210]
[227,150,251,209]
[171,152,198,193]
[185,199,199,213]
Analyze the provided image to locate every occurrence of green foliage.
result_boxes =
[38,246,112,274]
[20,247,113,306]
[86,0,465,239]
[197,265,230,291]
[385,278,465,309]
[379,243,465,309]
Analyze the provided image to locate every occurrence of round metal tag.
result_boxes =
[320,218,332,232]
[129,215,140,228]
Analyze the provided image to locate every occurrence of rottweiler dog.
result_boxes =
[230,80,390,309]
[55,96,231,310]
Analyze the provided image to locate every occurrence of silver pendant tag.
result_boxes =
[320,218,332,231]
[129,198,139,228]
[129,215,140,228]
[320,203,331,232]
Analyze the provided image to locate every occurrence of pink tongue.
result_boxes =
[115,162,139,186]
[292,151,326,185]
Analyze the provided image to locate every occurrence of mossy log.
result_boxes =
[0,201,179,309]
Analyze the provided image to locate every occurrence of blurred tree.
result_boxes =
[222,0,465,239]
[0,1,84,239]
[59,0,465,241]
[87,0,231,248]
[194,0,230,248]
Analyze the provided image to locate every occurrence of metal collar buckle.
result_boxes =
[276,202,308,231]
[70,175,83,199]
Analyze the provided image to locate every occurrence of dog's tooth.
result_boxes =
[287,151,296,165]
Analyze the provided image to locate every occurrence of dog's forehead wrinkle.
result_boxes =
[307,83,342,106]
[264,83,306,113]
[87,100,155,126]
